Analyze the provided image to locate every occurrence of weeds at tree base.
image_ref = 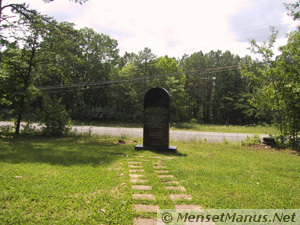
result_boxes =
[241,134,262,146]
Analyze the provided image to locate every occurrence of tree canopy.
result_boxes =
[1,0,300,149]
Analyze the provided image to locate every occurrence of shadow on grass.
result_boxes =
[134,148,187,157]
[0,136,131,166]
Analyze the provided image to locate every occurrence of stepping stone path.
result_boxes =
[155,170,169,173]
[132,193,156,200]
[165,186,186,192]
[131,185,152,190]
[128,156,204,225]
[130,179,148,183]
[129,169,145,173]
[129,165,143,168]
[133,204,159,212]
[129,174,144,178]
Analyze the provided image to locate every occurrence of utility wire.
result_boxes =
[38,64,250,94]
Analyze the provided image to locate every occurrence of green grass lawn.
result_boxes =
[0,136,299,224]
[170,123,278,134]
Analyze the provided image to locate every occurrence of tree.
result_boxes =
[242,26,300,148]
[179,50,251,124]
[0,0,88,30]
[275,30,300,147]
[242,28,284,132]
[152,56,187,122]
[179,51,209,122]
[0,7,53,134]
[40,95,72,136]
[284,1,300,20]
[37,25,120,121]
[69,27,119,121]
[0,2,36,26]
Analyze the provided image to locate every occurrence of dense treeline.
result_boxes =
[0,22,260,125]
[0,1,299,149]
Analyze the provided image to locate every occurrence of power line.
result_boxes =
[38,64,250,93]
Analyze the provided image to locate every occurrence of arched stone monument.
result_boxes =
[135,87,177,152]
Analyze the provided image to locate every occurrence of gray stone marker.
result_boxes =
[135,87,177,152]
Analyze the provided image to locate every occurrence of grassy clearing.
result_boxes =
[0,136,299,224]
[170,123,278,134]
[167,141,300,209]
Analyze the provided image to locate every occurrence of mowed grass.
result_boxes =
[170,123,278,134]
[0,136,299,224]
[167,142,300,209]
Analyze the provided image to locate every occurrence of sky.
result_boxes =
[10,0,299,58]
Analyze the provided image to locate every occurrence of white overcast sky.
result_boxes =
[9,0,299,58]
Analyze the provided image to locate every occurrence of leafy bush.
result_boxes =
[40,96,72,137]
[0,125,14,137]
[241,134,261,146]
[21,122,40,136]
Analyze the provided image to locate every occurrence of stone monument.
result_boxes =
[135,87,177,152]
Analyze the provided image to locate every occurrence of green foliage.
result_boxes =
[20,122,40,136]
[40,96,72,136]
[242,27,300,150]
[0,125,14,137]
[1,1,299,149]
[284,1,300,20]
[180,50,256,124]
[241,134,261,146]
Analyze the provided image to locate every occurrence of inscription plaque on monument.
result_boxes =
[135,87,177,152]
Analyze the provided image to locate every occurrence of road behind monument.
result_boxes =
[0,122,268,142]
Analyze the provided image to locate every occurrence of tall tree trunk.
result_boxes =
[15,97,25,135]
[14,42,37,135]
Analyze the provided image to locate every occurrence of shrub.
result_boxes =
[0,125,14,137]
[241,134,261,146]
[40,96,72,137]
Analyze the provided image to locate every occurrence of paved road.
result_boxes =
[72,125,268,143]
[0,122,268,143]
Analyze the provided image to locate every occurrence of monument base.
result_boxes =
[135,144,177,152]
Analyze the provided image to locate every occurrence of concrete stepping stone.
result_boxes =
[131,185,152,190]
[132,194,156,200]
[133,218,158,225]
[155,170,169,173]
[129,169,145,173]
[170,194,192,201]
[130,179,148,183]
[149,156,162,159]
[133,204,159,212]
[134,155,144,158]
[129,174,144,178]
[129,165,143,168]
[158,175,173,178]
[175,205,203,210]
[165,186,186,192]
[165,157,176,160]
[128,161,142,164]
